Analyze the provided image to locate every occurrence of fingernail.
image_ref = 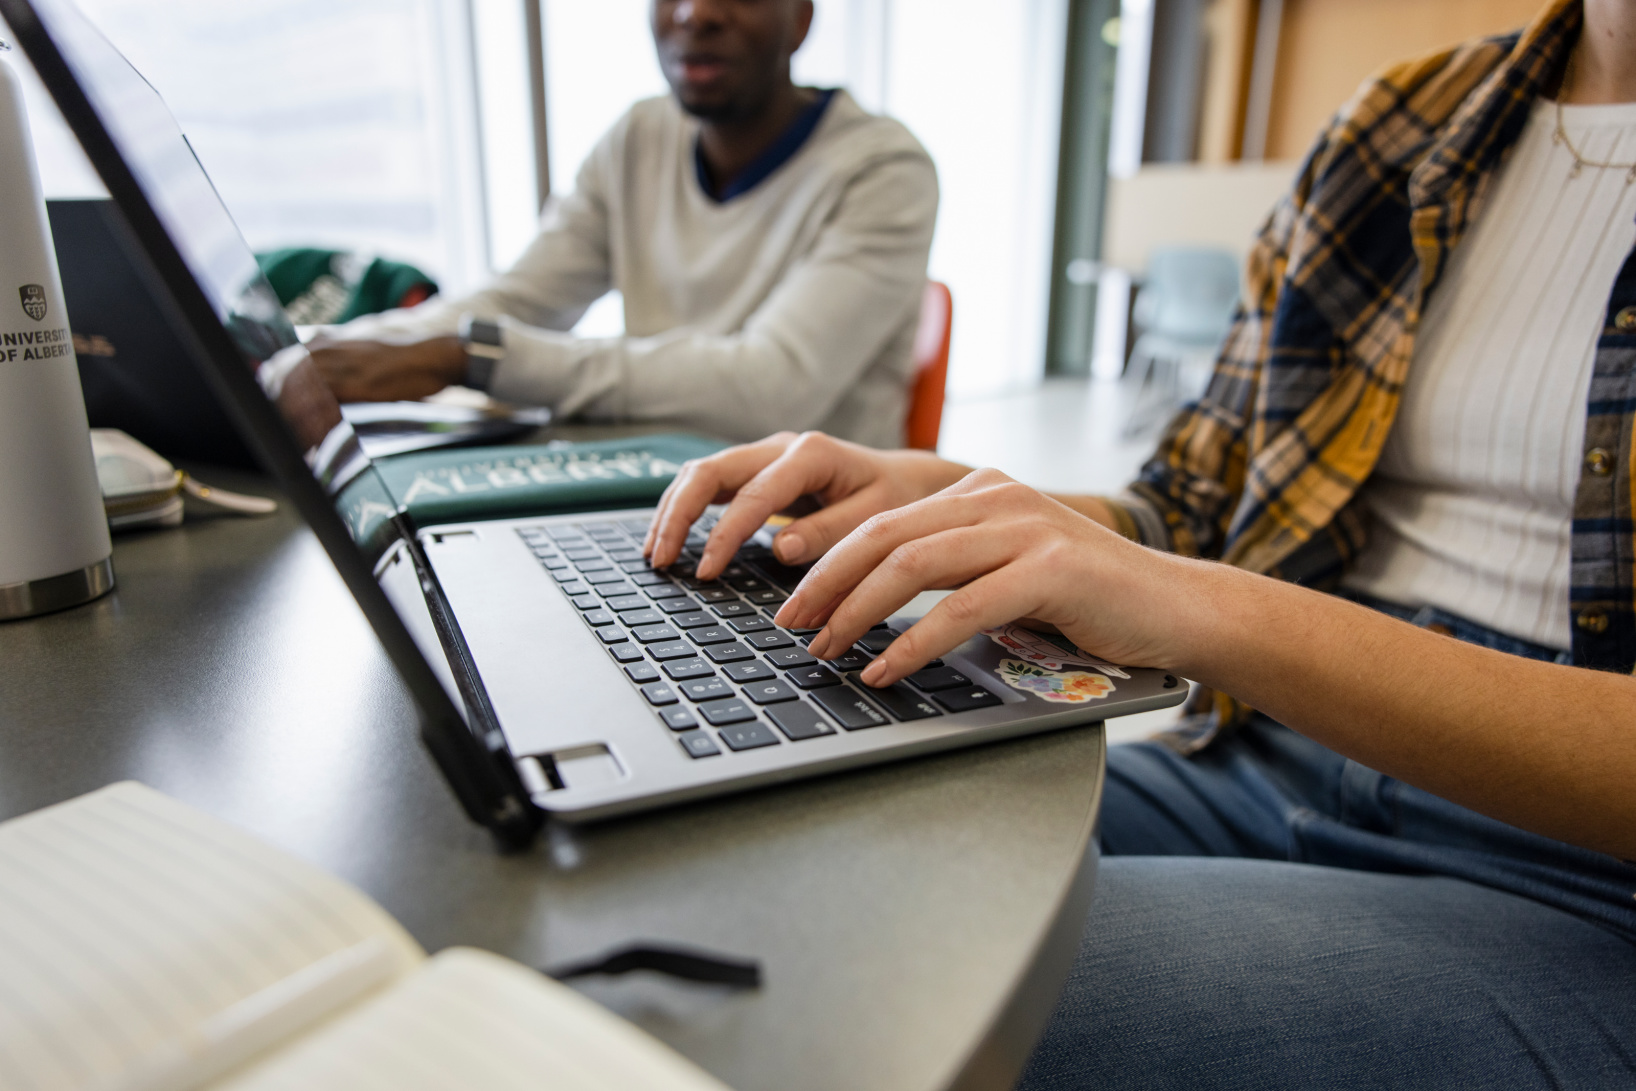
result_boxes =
[860,660,886,687]
[773,601,798,628]
[808,631,830,658]
[774,532,805,563]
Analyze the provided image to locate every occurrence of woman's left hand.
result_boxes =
[773,468,1202,687]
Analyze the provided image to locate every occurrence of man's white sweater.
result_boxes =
[339,90,938,448]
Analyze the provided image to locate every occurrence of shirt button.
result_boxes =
[1576,607,1610,635]
[1617,306,1636,332]
[1585,447,1615,476]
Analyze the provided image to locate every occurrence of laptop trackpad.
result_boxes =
[550,744,624,790]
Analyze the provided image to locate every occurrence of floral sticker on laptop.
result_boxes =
[996,659,1117,703]
[982,623,1130,679]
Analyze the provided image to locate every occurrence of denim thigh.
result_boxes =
[1017,856,1636,1091]
[1099,720,1636,938]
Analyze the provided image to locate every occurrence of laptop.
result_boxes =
[49,196,549,468]
[6,0,1186,844]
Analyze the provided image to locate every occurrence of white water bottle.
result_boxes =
[0,42,113,620]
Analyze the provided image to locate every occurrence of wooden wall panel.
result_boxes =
[1265,0,1546,160]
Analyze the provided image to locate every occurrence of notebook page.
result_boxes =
[216,948,731,1091]
[0,782,423,1091]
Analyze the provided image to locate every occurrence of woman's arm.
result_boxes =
[766,469,1636,861]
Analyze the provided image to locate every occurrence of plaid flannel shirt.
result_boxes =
[1105,0,1636,751]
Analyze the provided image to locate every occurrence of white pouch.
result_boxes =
[91,428,276,531]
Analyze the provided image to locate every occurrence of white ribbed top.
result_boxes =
[1344,97,1636,649]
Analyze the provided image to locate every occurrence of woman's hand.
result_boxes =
[773,468,1202,687]
[643,431,973,579]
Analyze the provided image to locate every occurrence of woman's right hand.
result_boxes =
[643,431,972,580]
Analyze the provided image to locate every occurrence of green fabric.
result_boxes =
[256,248,438,325]
[337,434,728,547]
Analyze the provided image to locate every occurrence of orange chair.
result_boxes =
[906,280,952,450]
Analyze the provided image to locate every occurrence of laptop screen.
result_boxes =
[22,0,378,524]
[5,0,542,841]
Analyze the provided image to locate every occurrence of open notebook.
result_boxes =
[0,783,729,1091]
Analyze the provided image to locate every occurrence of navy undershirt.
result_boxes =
[694,88,837,203]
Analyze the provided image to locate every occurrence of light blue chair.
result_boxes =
[1121,247,1240,437]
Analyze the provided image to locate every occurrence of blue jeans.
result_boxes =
[1017,609,1636,1089]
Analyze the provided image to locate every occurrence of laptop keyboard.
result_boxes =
[515,515,1003,761]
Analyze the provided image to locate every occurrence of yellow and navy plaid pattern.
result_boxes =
[1106,0,1636,748]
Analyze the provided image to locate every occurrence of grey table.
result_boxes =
[0,467,1106,1091]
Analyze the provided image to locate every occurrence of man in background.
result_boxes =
[309,0,937,448]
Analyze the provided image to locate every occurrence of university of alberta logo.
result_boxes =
[19,284,45,321]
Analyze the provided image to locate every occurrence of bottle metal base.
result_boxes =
[0,556,115,620]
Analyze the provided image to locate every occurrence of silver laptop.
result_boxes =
[8,0,1186,843]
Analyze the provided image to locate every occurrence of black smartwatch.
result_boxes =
[458,314,504,391]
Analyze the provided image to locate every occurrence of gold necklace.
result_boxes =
[1552,54,1636,184]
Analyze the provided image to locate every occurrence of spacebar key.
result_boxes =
[810,684,890,731]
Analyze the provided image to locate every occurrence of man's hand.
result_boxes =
[643,431,974,579]
[306,335,466,403]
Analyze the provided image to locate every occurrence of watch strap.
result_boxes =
[459,315,504,391]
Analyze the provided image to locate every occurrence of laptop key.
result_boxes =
[710,601,756,619]
[657,597,702,616]
[604,594,648,611]
[935,686,1004,712]
[688,626,738,645]
[907,665,972,691]
[595,582,637,598]
[573,559,612,574]
[724,575,770,594]
[718,721,781,751]
[640,682,679,706]
[629,571,670,586]
[856,628,898,654]
[829,649,872,672]
[745,589,787,607]
[647,641,696,661]
[698,697,757,726]
[608,642,645,664]
[619,518,652,534]
[617,608,663,627]
[705,642,755,664]
[744,630,794,651]
[582,608,616,627]
[693,587,737,604]
[679,677,732,702]
[645,584,687,600]
[539,558,570,570]
[669,611,716,629]
[552,569,583,583]
[625,662,661,683]
[662,657,716,681]
[727,615,774,634]
[563,548,600,561]
[767,701,837,741]
[677,729,718,757]
[742,678,799,705]
[787,665,842,689]
[721,659,776,683]
[859,681,942,721]
[595,626,629,645]
[570,594,602,610]
[617,558,652,572]
[633,625,681,644]
[810,685,890,730]
[664,708,700,731]
[584,570,629,585]
[766,647,817,669]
